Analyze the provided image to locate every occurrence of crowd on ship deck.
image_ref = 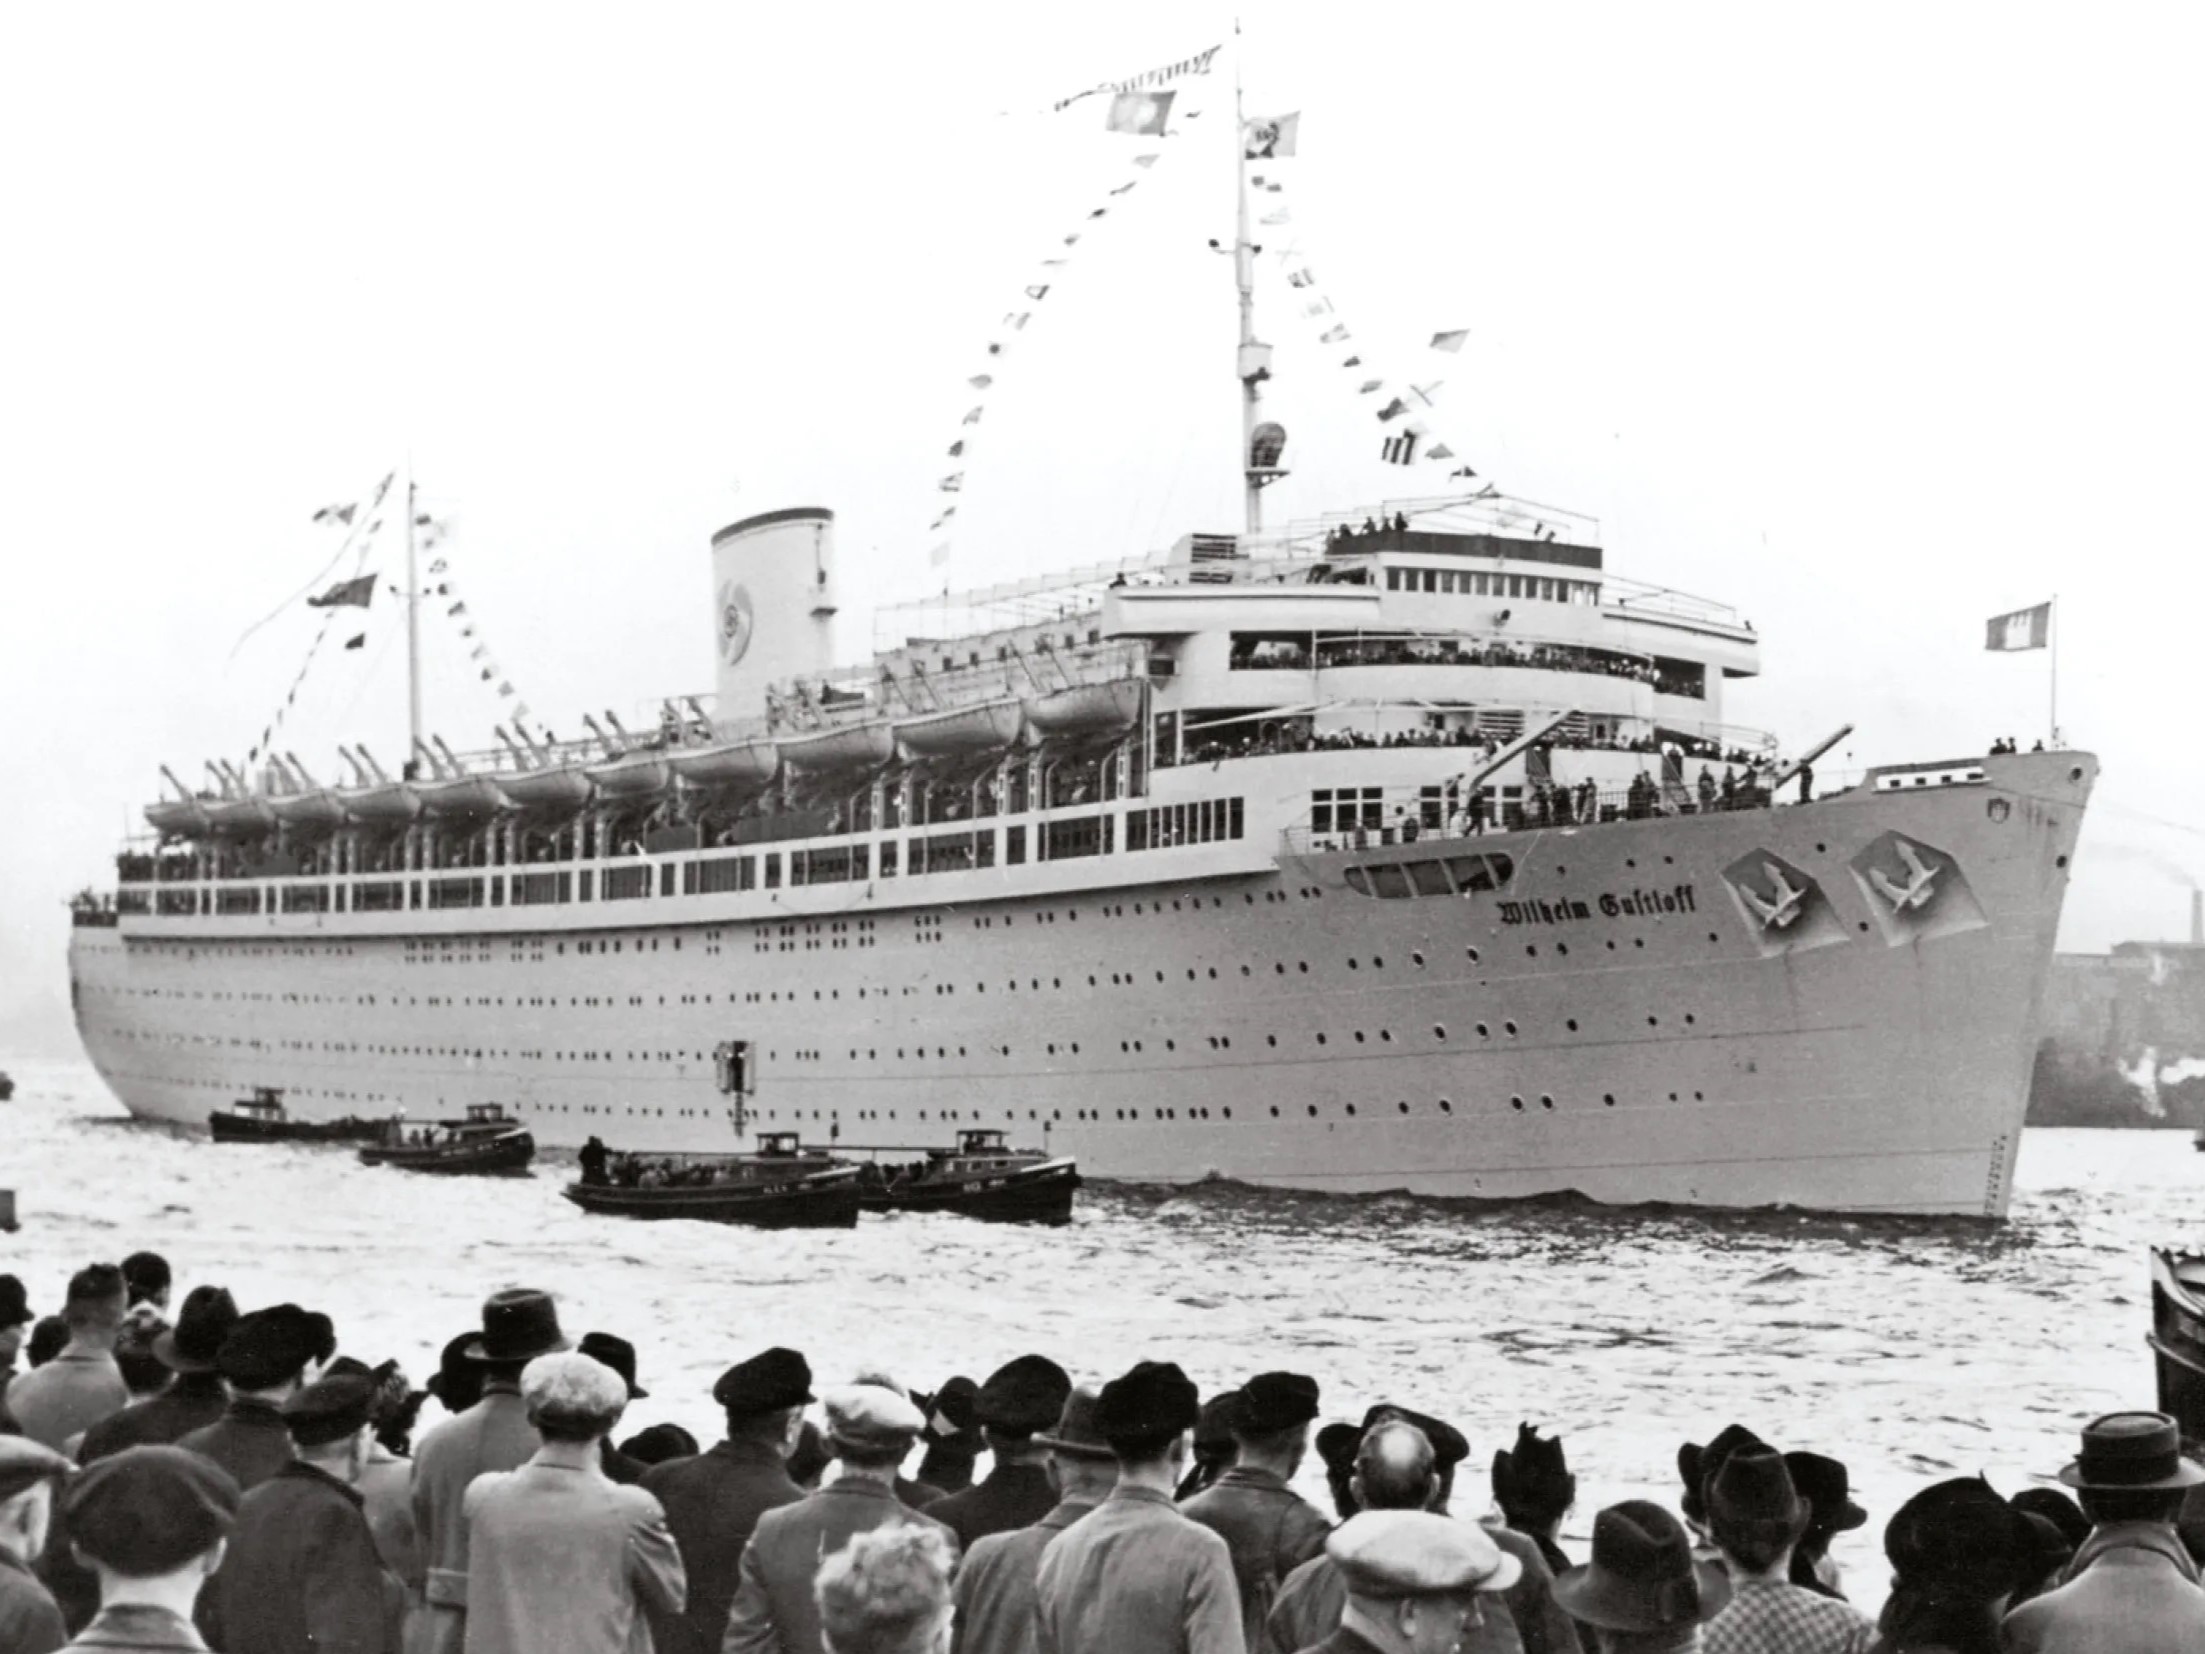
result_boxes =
[1173,724,1762,771]
[1225,637,1695,699]
[3,1255,2197,1654]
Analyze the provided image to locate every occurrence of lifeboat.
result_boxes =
[500,764,597,813]
[777,721,894,774]
[145,797,212,838]
[671,738,781,795]
[1027,678,1144,738]
[204,796,278,836]
[270,789,349,831]
[584,749,673,797]
[417,774,510,818]
[896,698,1027,759]
[339,781,422,825]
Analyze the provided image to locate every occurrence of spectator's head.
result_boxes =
[1231,1371,1320,1477]
[0,1438,72,1565]
[821,1384,927,1474]
[815,1524,956,1654]
[1879,1477,2035,1646]
[113,1306,172,1399]
[1782,1451,1865,1557]
[25,1317,68,1369]
[120,1252,172,1311]
[215,1305,326,1402]
[621,1423,700,1467]
[714,1348,814,1457]
[463,1289,572,1385]
[1094,1361,1200,1473]
[1493,1423,1577,1535]
[284,1374,378,1484]
[520,1351,627,1444]
[578,1332,648,1402]
[1329,1509,1520,1654]
[1706,1447,1809,1575]
[2060,1411,2204,1530]
[425,1331,485,1417]
[62,1263,128,1346]
[1554,1501,1730,1654]
[788,1421,831,1489]
[0,1275,32,1369]
[974,1355,1071,1462]
[1354,1419,1440,1513]
[65,1446,238,1591]
[1034,1385,1119,1503]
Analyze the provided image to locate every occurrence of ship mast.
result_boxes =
[1233,23,1283,535]
[404,463,423,776]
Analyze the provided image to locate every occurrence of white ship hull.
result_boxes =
[70,751,2093,1217]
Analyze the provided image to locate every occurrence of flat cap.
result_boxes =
[0,1437,73,1503]
[1328,1510,1520,1598]
[714,1347,813,1416]
[822,1384,927,1452]
[284,1375,377,1448]
[217,1305,326,1391]
[1094,1361,1201,1445]
[65,1446,238,1574]
[1237,1372,1321,1436]
[976,1355,1072,1437]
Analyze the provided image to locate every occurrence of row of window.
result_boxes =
[1383,566,1600,602]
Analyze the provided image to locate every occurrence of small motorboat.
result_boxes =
[359,1103,535,1176]
[209,1088,385,1144]
[564,1131,862,1228]
[857,1129,1080,1224]
[0,1071,13,1102]
[2149,1248,2205,1449]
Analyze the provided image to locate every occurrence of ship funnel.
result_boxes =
[709,507,838,723]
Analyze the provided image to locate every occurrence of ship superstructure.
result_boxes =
[67,41,2094,1216]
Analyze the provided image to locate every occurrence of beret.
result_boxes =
[1237,1372,1321,1436]
[0,1437,73,1504]
[217,1305,325,1391]
[975,1355,1072,1437]
[65,1446,238,1574]
[1094,1361,1200,1444]
[284,1375,376,1448]
[714,1347,814,1416]
[822,1384,927,1452]
[1329,1510,1520,1598]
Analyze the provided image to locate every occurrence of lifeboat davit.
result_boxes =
[339,782,422,825]
[500,765,596,813]
[417,774,510,818]
[270,789,349,831]
[204,796,278,837]
[1027,679,1144,738]
[671,738,781,795]
[896,698,1027,759]
[778,721,895,774]
[584,750,674,797]
[145,797,212,838]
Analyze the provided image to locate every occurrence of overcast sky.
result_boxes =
[3,2,2200,1054]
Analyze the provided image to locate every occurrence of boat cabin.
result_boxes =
[948,1129,1011,1158]
[462,1103,514,1126]
[755,1131,809,1158]
[233,1087,287,1119]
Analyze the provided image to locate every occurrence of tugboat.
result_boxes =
[2149,1248,2205,1444]
[856,1129,1081,1225]
[563,1131,862,1229]
[209,1087,384,1145]
[358,1102,535,1176]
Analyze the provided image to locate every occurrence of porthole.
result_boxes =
[1504,1020,1518,1036]
[1306,1104,1318,1117]
[1510,1096,1525,1111]
[1466,946,1481,963]
[1345,1103,1357,1116]
[1476,1023,1489,1038]
[1566,1019,1579,1032]
[1434,1024,1448,1040]
[1539,1094,1554,1110]
[1439,1099,1453,1114]
[1603,1093,1616,1107]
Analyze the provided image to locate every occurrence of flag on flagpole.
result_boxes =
[1985,601,2051,651]
[344,633,366,650]
[306,574,377,609]
[1243,112,1300,158]
[1105,89,1175,135]
[1318,325,1348,343]
[1376,397,1408,421]
[1429,329,1470,352]
[1381,431,1419,465]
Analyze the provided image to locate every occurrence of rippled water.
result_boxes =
[4,1052,2197,1610]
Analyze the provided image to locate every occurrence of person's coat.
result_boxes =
[721,1477,955,1654]
[200,1460,401,1654]
[639,1437,804,1654]
[2002,1523,2205,1654]
[177,1398,293,1493]
[458,1450,685,1654]
[952,1498,1097,1654]
[408,1381,539,1654]
[927,1461,1057,1550]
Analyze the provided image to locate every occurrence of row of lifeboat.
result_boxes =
[148,680,1143,840]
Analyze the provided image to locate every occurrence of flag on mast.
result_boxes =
[1243,112,1300,158]
[306,574,377,609]
[1105,90,1175,136]
[1985,601,2051,651]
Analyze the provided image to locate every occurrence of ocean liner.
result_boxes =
[68,47,2092,1217]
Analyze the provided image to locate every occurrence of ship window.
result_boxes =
[1366,865,1413,899]
[1407,859,1451,897]
[1385,568,1401,590]
[763,853,781,889]
[879,841,899,878]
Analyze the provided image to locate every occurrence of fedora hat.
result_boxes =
[1679,1423,1765,1523]
[154,1287,239,1376]
[579,1332,648,1400]
[1784,1450,1867,1533]
[1555,1500,1731,1632]
[1885,1477,2035,1599]
[1034,1385,1115,1461]
[2058,1411,2205,1492]
[462,1289,572,1365]
[1708,1445,1805,1530]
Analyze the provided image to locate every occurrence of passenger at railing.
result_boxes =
[1392,511,1409,534]
[1696,769,1717,811]
[1719,768,1737,809]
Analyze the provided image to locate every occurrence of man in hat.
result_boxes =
[1183,1371,1331,1649]
[78,1290,236,1463]
[0,1437,72,1653]
[1676,1426,1763,1553]
[199,1374,401,1654]
[1297,1508,1520,1654]
[1553,1501,1730,1654]
[1033,1360,1240,1654]
[643,1347,811,1654]
[1779,1452,1863,1601]
[579,1332,652,1486]
[1875,1478,2032,1654]
[914,1376,983,1496]
[1493,1425,1576,1580]
[926,1355,1071,1549]
[2003,1410,2205,1653]
[178,1304,325,1493]
[410,1289,565,1654]
[723,1382,952,1654]
[844,1370,948,1510]
[1267,1418,1579,1654]
[119,1256,171,1317]
[0,1276,34,1392]
[61,1444,240,1652]
[459,1351,685,1654]
[954,1385,1118,1654]
[5,1267,129,1453]
[1178,1391,1242,1502]
[1699,1448,1872,1654]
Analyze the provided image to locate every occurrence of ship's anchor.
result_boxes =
[1868,838,1940,912]
[1738,861,1807,930]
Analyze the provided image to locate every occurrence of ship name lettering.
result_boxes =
[1497,884,1697,926]
[1598,883,1698,919]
